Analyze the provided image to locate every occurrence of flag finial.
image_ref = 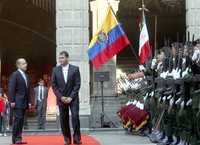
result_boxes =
[106,0,111,6]
[138,0,151,64]
[139,0,149,13]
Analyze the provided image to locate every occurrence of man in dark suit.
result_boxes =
[8,58,30,144]
[34,79,48,129]
[52,51,81,145]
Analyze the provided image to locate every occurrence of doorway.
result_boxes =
[0,0,56,125]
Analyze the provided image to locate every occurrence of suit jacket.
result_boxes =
[51,64,81,105]
[8,70,30,109]
[34,86,48,107]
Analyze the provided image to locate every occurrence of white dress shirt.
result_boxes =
[18,69,27,86]
[62,64,69,83]
[38,86,44,102]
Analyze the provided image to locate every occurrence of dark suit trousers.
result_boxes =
[59,104,71,142]
[9,107,14,126]
[12,108,25,142]
[59,100,81,142]
[70,100,81,141]
[37,101,47,128]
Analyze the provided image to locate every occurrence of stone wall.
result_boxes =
[186,0,200,40]
[56,0,90,117]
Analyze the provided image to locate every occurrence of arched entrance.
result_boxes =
[0,0,56,123]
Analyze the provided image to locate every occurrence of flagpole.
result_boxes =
[139,0,149,16]
[154,15,158,57]
[142,0,145,17]
[129,43,140,65]
[106,0,110,6]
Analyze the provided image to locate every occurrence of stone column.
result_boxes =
[56,0,90,125]
[186,0,200,40]
[90,0,120,97]
[0,1,3,78]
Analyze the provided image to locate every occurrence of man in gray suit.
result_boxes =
[34,79,48,129]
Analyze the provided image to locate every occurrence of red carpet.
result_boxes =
[11,134,101,145]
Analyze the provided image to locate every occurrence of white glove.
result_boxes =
[182,67,189,77]
[126,101,131,105]
[124,80,130,91]
[133,83,139,89]
[173,70,181,79]
[151,58,157,69]
[175,97,182,105]
[136,101,140,108]
[164,71,169,78]
[139,65,146,71]
[176,69,181,79]
[192,49,200,61]
[160,72,164,78]
[186,99,192,106]
[133,100,138,105]
[163,96,167,102]
[167,95,172,100]
[170,98,174,106]
[182,58,186,64]
[139,103,144,110]
[160,71,168,79]
[143,93,149,102]
[159,97,162,102]
[180,101,185,108]
[167,69,176,77]
[151,91,154,97]
[143,96,147,102]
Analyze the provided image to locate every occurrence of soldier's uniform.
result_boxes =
[118,41,200,145]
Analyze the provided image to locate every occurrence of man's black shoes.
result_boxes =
[64,139,71,145]
[74,140,82,144]
[14,140,27,144]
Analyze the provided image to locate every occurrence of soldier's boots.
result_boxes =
[157,135,176,145]
[156,136,168,145]
[149,134,160,143]
[176,140,187,145]
[171,137,179,145]
[157,139,172,145]
[157,142,172,145]
[148,131,159,142]
[149,131,165,143]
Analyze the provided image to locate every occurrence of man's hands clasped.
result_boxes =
[61,96,72,104]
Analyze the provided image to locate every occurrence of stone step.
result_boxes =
[91,107,121,111]
[26,117,59,129]
[91,101,121,106]
[91,100,121,103]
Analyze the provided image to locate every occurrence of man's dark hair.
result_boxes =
[59,51,69,58]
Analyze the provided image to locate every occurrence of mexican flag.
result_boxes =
[139,13,151,64]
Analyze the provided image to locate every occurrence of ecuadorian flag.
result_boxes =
[88,6,130,69]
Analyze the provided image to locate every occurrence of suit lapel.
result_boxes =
[58,66,66,85]
[44,87,48,98]
[65,64,73,87]
[25,74,29,88]
[37,86,40,97]
[67,64,72,84]
[17,71,27,87]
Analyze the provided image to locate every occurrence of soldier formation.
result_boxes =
[118,39,200,145]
